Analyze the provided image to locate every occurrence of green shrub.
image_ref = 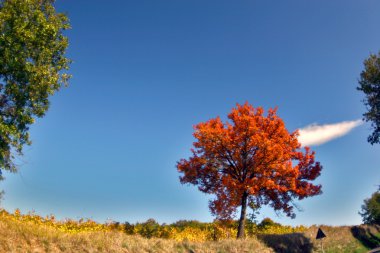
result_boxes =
[360,190,380,225]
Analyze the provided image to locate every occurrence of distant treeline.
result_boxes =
[121,217,307,241]
[0,209,306,241]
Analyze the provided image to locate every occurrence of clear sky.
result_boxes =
[1,0,380,226]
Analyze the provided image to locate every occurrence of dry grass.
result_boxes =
[304,225,363,252]
[300,226,368,253]
[1,210,379,253]
[0,214,272,253]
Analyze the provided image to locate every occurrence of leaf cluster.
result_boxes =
[177,103,322,221]
[0,0,71,173]
[358,52,380,145]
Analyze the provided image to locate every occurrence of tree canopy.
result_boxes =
[360,189,380,225]
[358,52,380,145]
[177,102,322,238]
[0,0,70,177]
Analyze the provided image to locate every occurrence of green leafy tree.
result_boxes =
[357,52,380,145]
[359,190,380,225]
[0,0,71,178]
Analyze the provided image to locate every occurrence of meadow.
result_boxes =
[1,208,379,253]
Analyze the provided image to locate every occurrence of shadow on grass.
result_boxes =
[351,225,380,249]
[257,233,314,253]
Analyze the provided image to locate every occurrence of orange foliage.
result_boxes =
[177,102,322,220]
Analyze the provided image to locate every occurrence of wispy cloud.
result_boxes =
[297,120,363,146]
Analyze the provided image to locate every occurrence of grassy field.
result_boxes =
[0,209,379,253]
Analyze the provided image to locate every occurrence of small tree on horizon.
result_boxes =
[357,52,380,145]
[177,102,322,238]
[360,189,380,225]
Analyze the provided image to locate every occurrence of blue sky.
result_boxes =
[1,0,380,226]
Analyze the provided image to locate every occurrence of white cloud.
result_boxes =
[297,120,363,146]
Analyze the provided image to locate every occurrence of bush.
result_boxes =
[258,217,280,228]
[360,190,380,225]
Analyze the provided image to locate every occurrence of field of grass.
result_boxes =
[0,208,379,253]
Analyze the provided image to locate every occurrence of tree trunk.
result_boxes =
[237,191,248,239]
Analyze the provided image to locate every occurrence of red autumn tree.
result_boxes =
[177,103,322,238]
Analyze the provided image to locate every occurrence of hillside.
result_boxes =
[0,209,379,253]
